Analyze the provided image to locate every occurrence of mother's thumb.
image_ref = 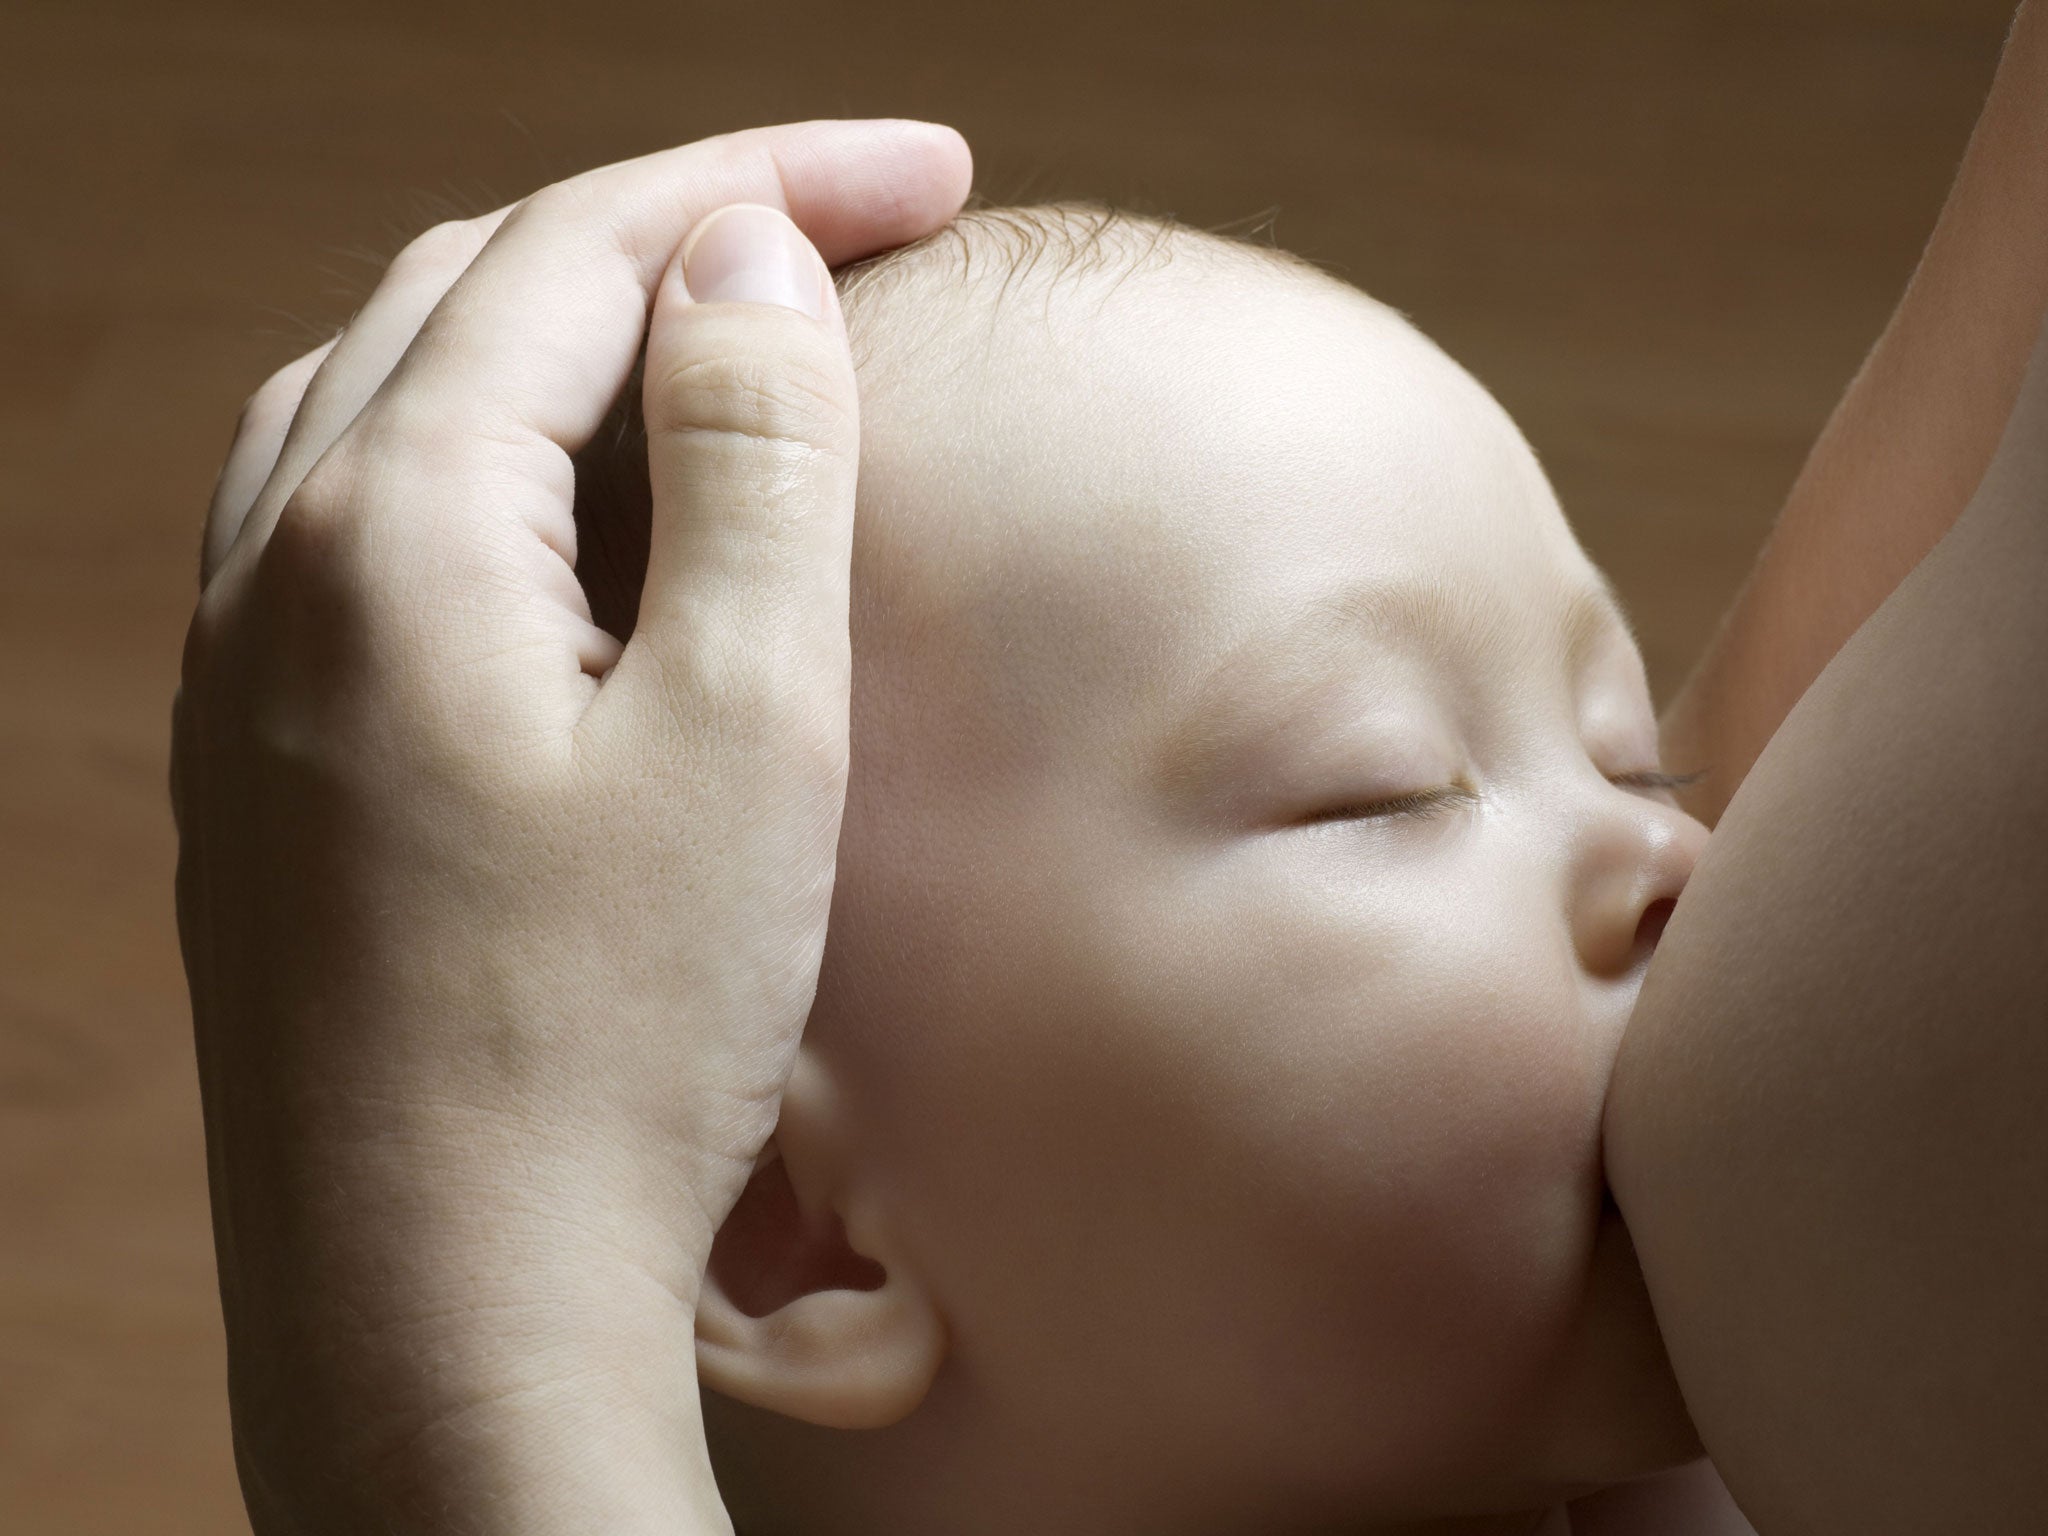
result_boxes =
[621,203,858,734]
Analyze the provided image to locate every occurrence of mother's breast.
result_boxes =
[1602,307,2048,1536]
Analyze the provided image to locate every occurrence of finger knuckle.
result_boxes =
[389,216,487,283]
[348,386,500,485]
[647,344,850,457]
[517,174,604,234]
[262,438,379,593]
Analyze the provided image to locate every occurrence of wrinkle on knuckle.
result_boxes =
[646,348,848,457]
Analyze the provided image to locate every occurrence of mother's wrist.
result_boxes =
[234,1349,729,1536]
[224,1230,723,1536]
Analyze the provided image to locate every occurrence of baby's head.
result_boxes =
[687,206,1711,1535]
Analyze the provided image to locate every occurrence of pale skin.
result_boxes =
[174,4,2045,1530]
[668,238,1711,1536]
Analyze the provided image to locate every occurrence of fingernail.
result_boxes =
[680,203,824,318]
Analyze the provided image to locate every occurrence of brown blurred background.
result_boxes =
[0,0,2020,1527]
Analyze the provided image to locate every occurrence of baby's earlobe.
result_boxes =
[694,1130,947,1429]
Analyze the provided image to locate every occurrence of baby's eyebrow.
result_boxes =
[1151,570,1634,797]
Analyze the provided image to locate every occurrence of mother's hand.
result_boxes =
[171,120,970,1536]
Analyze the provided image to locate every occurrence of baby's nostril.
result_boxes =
[1636,896,1677,954]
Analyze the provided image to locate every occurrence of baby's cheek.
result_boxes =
[1151,856,1606,1350]
[1024,865,1599,1468]
[1173,846,1596,1196]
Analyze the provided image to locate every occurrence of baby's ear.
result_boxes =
[694,1054,946,1429]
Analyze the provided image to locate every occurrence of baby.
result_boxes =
[578,203,1714,1536]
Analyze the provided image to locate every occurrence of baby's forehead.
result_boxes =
[846,214,1531,537]
[837,209,1578,766]
[844,207,1422,422]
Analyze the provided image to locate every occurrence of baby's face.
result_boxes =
[719,245,1711,1530]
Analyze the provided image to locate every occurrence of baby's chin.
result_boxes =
[1524,1191,1703,1494]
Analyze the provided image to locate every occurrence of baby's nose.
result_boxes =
[1568,803,1704,979]
[1634,893,1678,957]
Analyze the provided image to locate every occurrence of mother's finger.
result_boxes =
[243,119,969,579]
[210,209,513,588]
[200,335,337,587]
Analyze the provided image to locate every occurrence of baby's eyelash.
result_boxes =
[1377,785,1475,821]
[1304,783,1478,825]
[1305,767,1706,828]
[1610,768,1709,793]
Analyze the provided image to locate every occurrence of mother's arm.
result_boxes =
[1657,0,2048,827]
[1606,209,2048,1536]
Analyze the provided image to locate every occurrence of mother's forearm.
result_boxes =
[1659,0,2048,827]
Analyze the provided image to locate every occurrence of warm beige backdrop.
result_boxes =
[0,0,2019,1528]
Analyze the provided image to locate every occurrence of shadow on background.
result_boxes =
[0,0,2017,1528]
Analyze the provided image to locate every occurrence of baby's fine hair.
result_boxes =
[832,199,1351,375]
[841,198,1330,298]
